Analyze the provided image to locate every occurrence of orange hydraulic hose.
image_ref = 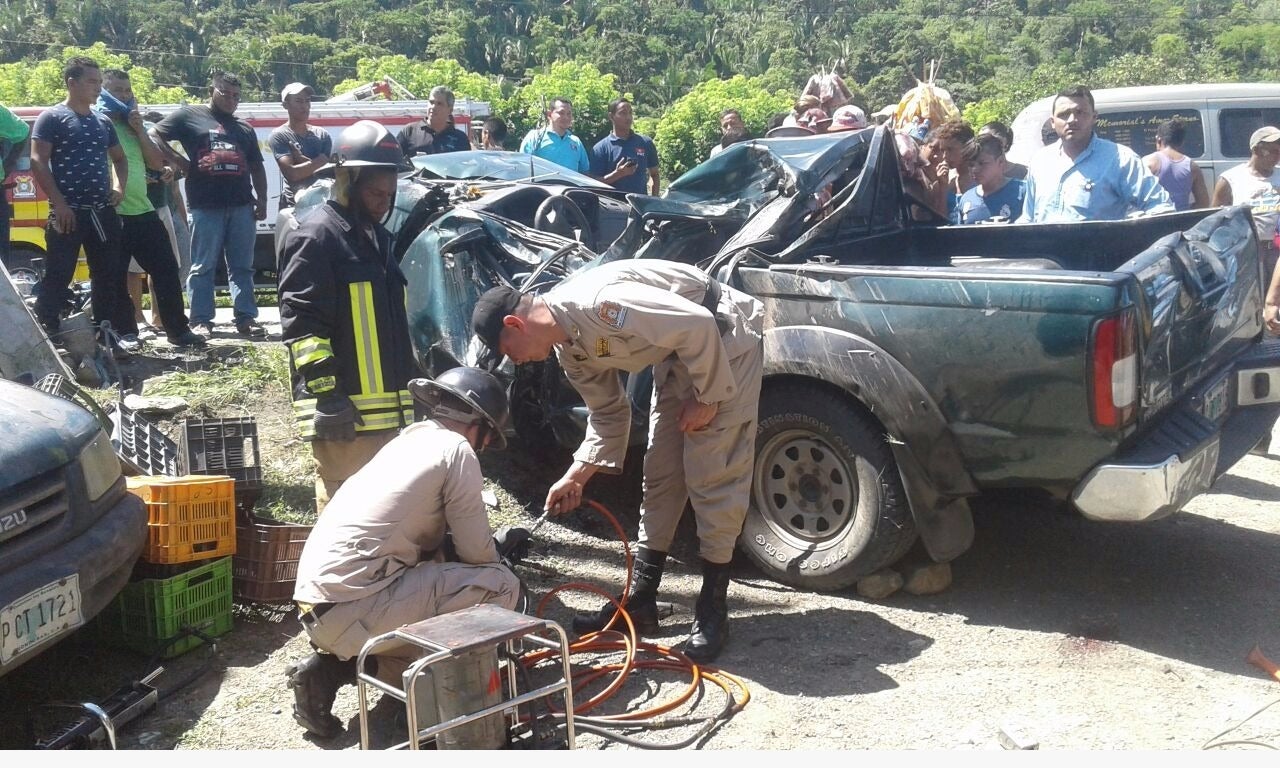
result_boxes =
[1248,645,1280,684]
[519,499,750,732]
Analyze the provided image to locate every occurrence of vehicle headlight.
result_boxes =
[80,430,122,501]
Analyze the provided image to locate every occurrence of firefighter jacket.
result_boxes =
[279,199,418,440]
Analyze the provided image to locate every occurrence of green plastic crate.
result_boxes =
[99,556,233,658]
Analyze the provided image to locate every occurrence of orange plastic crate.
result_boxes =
[127,475,237,565]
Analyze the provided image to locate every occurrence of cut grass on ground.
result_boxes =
[142,344,288,412]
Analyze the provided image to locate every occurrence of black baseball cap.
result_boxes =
[471,285,524,352]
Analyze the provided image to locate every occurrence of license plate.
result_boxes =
[1202,377,1229,422]
[0,574,82,665]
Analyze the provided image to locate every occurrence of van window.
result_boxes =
[1094,110,1205,158]
[1219,108,1280,158]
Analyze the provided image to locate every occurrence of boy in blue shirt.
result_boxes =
[953,135,1025,225]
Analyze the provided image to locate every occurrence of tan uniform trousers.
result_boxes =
[300,559,521,684]
[312,431,398,515]
[637,337,763,564]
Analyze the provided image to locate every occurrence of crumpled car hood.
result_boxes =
[602,130,873,264]
[402,209,592,372]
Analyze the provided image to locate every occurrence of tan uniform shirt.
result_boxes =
[545,259,763,472]
[293,420,500,604]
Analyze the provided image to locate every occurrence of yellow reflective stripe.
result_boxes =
[402,408,416,423]
[349,391,401,409]
[294,399,317,438]
[349,282,384,396]
[356,413,404,431]
[308,375,336,394]
[289,336,333,368]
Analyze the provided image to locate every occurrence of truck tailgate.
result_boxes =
[1119,206,1264,418]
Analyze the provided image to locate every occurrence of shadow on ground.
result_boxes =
[489,433,1280,680]
[892,491,1280,677]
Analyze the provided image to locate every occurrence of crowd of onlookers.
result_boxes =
[415,77,1280,332]
[3,59,1279,356]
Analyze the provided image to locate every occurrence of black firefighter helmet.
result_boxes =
[323,120,412,172]
[408,366,510,450]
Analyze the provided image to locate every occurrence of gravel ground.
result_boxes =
[7,430,1279,752]
[3,321,1279,752]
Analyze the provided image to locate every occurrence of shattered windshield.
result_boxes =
[665,131,871,206]
[411,150,611,189]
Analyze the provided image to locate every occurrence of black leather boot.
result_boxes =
[682,559,732,664]
[572,547,667,636]
[286,651,356,738]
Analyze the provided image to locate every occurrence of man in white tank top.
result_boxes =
[1213,125,1280,281]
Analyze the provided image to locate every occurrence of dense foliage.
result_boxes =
[0,0,1268,178]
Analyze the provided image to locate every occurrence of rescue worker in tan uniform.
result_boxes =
[285,367,530,739]
[472,259,764,663]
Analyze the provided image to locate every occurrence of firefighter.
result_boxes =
[286,366,529,739]
[278,120,418,514]
[471,260,765,663]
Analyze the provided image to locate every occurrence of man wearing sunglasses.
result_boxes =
[152,72,269,339]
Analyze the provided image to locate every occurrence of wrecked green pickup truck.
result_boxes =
[689,127,1280,589]
[323,127,1280,591]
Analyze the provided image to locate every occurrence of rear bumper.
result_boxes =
[1072,339,1280,522]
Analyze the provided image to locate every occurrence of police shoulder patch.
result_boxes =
[597,301,627,329]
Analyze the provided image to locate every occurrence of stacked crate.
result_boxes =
[177,417,312,605]
[233,514,313,605]
[179,417,263,515]
[98,475,236,658]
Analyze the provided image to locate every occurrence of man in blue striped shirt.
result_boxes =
[1019,85,1173,223]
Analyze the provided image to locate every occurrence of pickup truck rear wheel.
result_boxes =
[740,383,917,591]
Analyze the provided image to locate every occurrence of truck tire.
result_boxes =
[740,382,917,591]
[510,377,569,463]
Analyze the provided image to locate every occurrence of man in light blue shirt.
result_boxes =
[1019,85,1173,223]
[519,97,590,174]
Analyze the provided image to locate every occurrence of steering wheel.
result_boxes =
[533,193,596,252]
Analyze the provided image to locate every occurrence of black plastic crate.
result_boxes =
[179,417,262,494]
[112,405,180,476]
[35,373,115,435]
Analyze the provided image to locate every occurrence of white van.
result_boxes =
[1006,83,1280,190]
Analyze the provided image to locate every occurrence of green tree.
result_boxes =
[654,75,791,180]
[0,43,185,107]
[1216,23,1280,77]
[961,61,1086,128]
[207,31,338,101]
[509,60,621,145]
[332,56,505,106]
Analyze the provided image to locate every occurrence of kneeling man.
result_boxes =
[286,367,528,738]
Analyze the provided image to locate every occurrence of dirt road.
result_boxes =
[5,430,1279,751]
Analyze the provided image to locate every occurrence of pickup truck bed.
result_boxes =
[717,129,1280,589]
[388,125,1280,592]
